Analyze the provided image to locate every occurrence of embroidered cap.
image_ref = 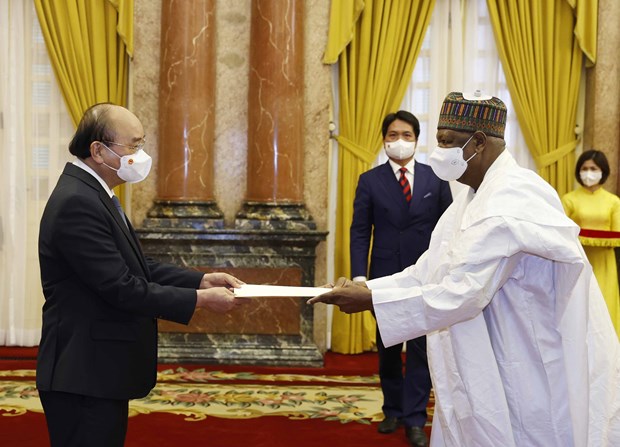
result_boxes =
[438,91,507,138]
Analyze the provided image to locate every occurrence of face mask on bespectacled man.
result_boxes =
[100,142,152,183]
[428,134,477,182]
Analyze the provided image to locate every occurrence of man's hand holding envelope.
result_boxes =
[306,277,373,314]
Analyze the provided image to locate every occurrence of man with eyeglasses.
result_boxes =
[36,103,249,447]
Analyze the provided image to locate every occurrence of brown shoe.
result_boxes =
[405,426,428,447]
[377,416,401,434]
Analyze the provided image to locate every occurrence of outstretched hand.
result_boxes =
[200,272,245,290]
[307,277,373,314]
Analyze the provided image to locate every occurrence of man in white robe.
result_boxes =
[309,92,620,446]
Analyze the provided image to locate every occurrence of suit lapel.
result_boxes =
[409,163,429,214]
[63,164,149,274]
[377,162,409,211]
[127,220,150,280]
[99,191,149,275]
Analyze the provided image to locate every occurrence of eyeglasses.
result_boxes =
[102,139,146,154]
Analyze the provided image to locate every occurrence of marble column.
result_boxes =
[143,0,224,229]
[236,0,315,230]
[137,0,326,366]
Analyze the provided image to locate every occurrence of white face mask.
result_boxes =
[428,134,476,181]
[384,139,416,160]
[101,143,152,183]
[580,170,602,187]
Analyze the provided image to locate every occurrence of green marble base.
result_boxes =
[143,200,225,229]
[235,201,317,230]
[136,218,327,366]
[157,333,323,367]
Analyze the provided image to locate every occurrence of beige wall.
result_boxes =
[129,0,332,348]
[584,0,620,193]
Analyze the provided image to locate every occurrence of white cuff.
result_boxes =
[367,275,400,291]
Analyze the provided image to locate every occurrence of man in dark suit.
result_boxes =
[37,103,247,447]
[350,110,452,447]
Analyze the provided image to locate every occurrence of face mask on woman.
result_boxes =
[580,169,602,187]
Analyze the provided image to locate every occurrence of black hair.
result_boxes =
[575,149,610,186]
[381,110,420,139]
[68,103,116,159]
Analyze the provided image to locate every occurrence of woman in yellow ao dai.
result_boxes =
[562,149,620,338]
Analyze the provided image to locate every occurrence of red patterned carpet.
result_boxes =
[0,347,431,447]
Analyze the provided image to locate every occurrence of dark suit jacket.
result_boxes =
[37,163,202,400]
[350,161,452,279]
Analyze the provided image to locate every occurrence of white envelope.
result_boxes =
[234,284,331,298]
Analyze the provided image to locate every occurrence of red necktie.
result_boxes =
[399,167,411,203]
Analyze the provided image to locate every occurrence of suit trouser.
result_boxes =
[377,327,432,428]
[39,389,129,447]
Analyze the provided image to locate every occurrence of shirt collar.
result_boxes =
[388,157,415,175]
[73,158,115,198]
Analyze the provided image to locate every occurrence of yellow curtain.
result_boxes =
[566,0,597,67]
[325,0,435,353]
[323,0,365,64]
[487,0,597,196]
[34,0,133,200]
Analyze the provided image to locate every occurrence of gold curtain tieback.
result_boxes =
[535,139,579,170]
[336,135,377,165]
